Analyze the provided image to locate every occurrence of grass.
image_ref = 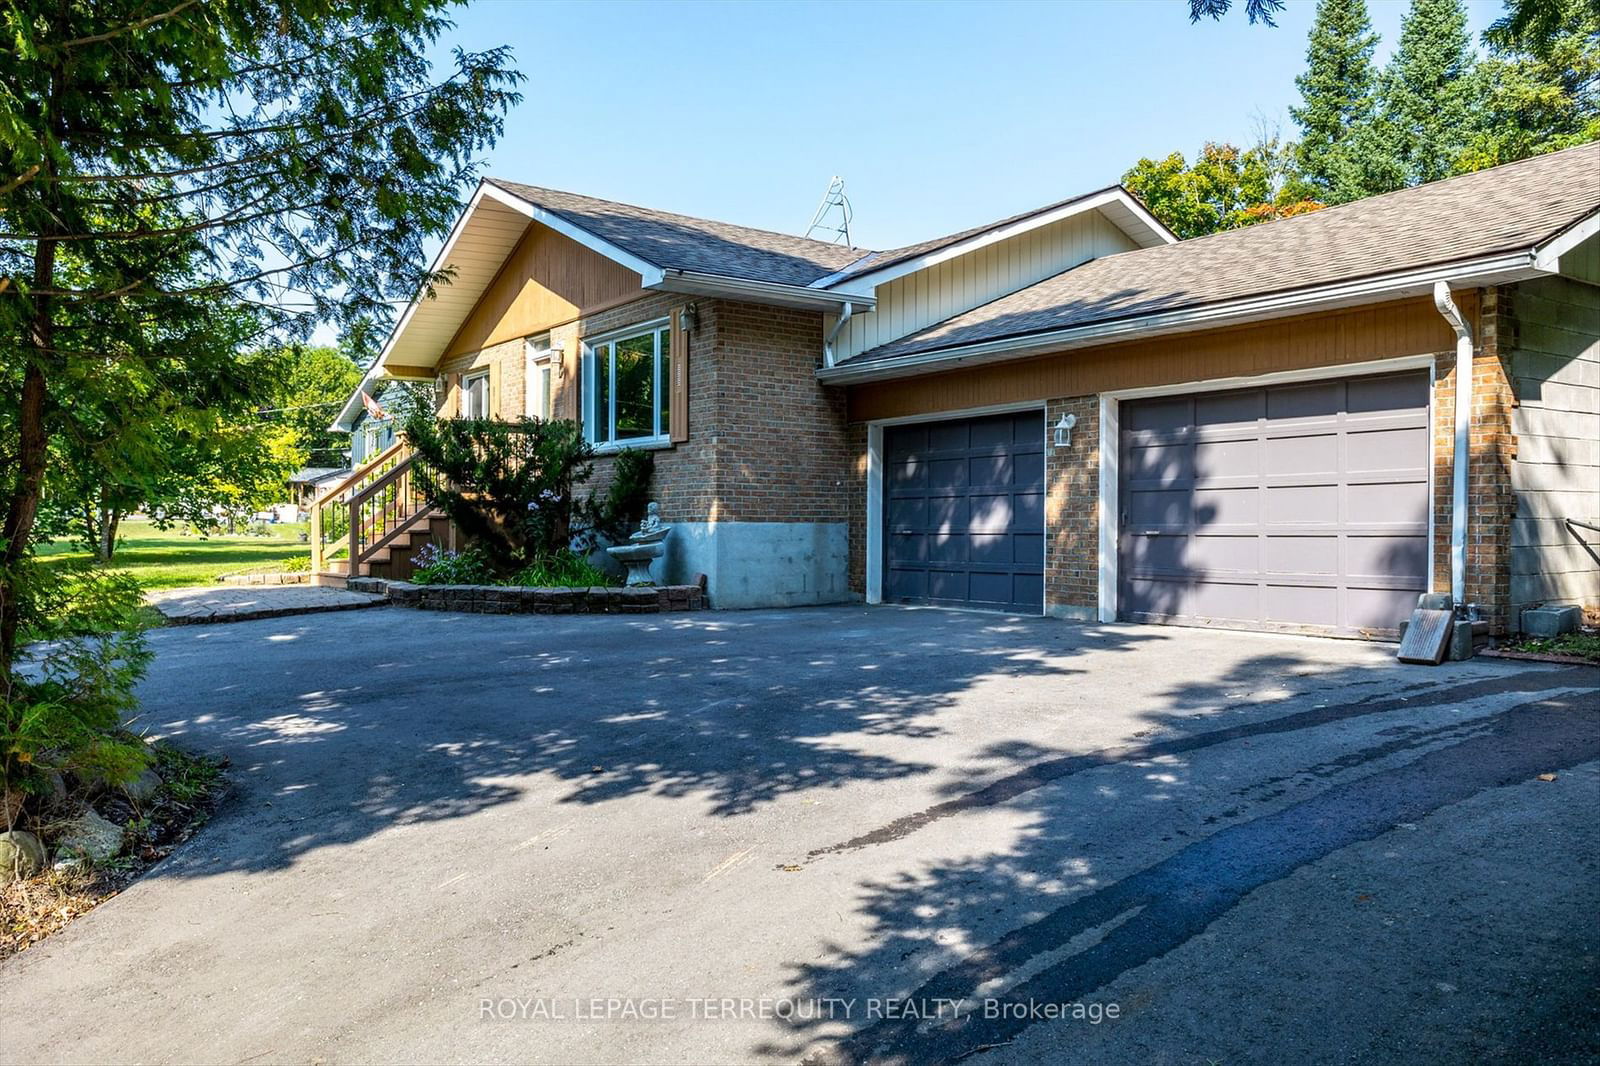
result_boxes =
[1499,631,1600,663]
[37,519,312,590]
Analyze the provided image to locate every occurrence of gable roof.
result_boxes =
[829,142,1600,377]
[817,186,1176,291]
[485,179,870,287]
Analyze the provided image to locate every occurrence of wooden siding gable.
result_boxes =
[444,221,645,362]
[828,211,1139,363]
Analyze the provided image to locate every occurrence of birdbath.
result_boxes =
[606,502,671,586]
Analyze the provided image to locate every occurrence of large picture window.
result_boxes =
[583,322,671,447]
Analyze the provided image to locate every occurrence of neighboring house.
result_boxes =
[335,143,1600,634]
[288,466,352,509]
[349,381,401,465]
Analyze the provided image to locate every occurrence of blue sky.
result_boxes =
[439,0,1501,250]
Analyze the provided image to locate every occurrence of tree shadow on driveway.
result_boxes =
[134,605,1155,879]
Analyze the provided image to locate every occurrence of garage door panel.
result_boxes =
[1268,381,1343,420]
[884,410,1044,614]
[888,497,927,531]
[1346,426,1427,472]
[1346,585,1421,630]
[927,532,968,564]
[1266,433,1338,476]
[1121,370,1430,637]
[1126,397,1192,432]
[1195,389,1265,427]
[1265,535,1338,575]
[1265,584,1339,627]
[928,457,967,490]
[1194,437,1259,474]
[1347,480,1428,524]
[1264,484,1340,524]
[1349,371,1429,411]
[1126,442,1192,481]
[1346,534,1428,579]
[1188,534,1260,573]
[889,458,924,489]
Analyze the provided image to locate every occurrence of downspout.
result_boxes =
[1432,281,1473,605]
[823,301,853,369]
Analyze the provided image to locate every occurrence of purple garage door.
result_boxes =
[1119,371,1430,638]
[884,411,1045,613]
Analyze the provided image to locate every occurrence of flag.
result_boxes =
[361,390,386,420]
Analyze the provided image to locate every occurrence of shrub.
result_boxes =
[512,549,618,588]
[2,562,152,825]
[584,446,656,548]
[401,409,654,573]
[408,544,495,585]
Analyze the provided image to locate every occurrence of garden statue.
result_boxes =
[606,501,672,585]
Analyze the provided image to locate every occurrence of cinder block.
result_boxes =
[1521,604,1581,637]
[1417,592,1453,611]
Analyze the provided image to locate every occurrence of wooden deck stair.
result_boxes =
[310,444,454,588]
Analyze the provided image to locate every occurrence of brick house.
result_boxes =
[332,144,1600,635]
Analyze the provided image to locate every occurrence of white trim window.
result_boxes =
[461,370,490,418]
[582,320,671,448]
[525,336,555,421]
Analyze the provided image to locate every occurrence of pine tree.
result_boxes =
[1457,0,1600,172]
[1290,0,1380,198]
[1356,0,1477,193]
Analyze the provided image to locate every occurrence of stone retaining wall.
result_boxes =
[347,577,705,615]
[220,572,311,586]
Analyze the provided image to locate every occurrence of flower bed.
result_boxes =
[347,577,704,614]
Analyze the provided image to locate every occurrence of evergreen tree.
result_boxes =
[1458,0,1600,171]
[1353,0,1477,194]
[1291,0,1380,197]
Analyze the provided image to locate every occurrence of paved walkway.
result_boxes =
[147,584,386,624]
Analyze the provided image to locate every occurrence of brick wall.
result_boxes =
[1429,286,1517,633]
[436,294,847,530]
[1044,396,1100,616]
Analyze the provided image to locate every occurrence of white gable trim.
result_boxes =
[818,188,1177,296]
[480,183,666,286]
[1532,207,1600,272]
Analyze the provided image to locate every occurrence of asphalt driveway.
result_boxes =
[3,605,1596,1065]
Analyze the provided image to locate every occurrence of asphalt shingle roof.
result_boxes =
[841,143,1600,367]
[486,179,870,287]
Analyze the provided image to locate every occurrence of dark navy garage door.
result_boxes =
[883,410,1045,613]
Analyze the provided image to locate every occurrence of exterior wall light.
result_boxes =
[1053,412,1078,448]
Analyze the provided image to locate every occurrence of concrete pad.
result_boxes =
[147,584,386,624]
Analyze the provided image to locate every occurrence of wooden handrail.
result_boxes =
[311,438,409,510]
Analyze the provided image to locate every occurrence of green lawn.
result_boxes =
[39,520,313,591]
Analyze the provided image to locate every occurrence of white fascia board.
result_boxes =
[1107,190,1180,247]
[655,269,874,311]
[817,251,1547,385]
[1532,207,1600,272]
[479,183,665,286]
[821,189,1176,295]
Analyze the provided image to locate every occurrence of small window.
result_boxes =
[461,371,489,418]
[526,337,555,421]
[583,322,671,447]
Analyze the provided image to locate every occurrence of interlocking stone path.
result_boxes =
[147,584,387,624]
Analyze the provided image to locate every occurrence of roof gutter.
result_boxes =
[816,250,1543,385]
[656,269,873,312]
[1432,282,1474,606]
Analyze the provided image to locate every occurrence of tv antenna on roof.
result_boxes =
[805,176,853,246]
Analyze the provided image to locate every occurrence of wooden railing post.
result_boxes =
[310,497,323,573]
[347,496,360,577]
